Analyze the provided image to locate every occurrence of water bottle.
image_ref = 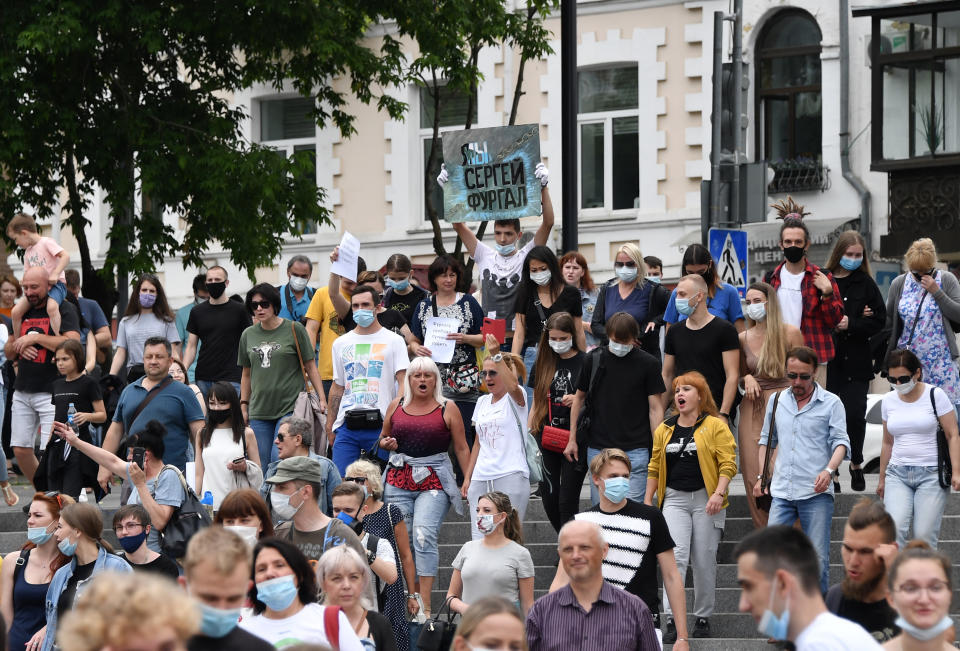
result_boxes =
[67,403,79,434]
[201,491,214,519]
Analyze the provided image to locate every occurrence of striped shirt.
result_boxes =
[526,582,660,651]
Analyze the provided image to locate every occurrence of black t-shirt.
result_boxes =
[576,347,664,451]
[366,610,399,651]
[826,585,901,642]
[121,552,180,581]
[665,424,705,492]
[57,560,95,621]
[383,285,428,325]
[516,284,582,347]
[188,628,275,651]
[51,375,102,440]
[343,308,407,337]
[186,299,253,382]
[529,352,585,430]
[664,316,739,410]
[15,301,81,393]
[577,500,674,613]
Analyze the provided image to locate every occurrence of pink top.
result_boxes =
[24,237,66,282]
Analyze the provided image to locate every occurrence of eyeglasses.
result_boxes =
[614,261,637,268]
[912,269,934,280]
[344,476,367,484]
[250,300,272,310]
[786,372,812,381]
[894,581,949,597]
[480,370,498,378]
[114,523,145,535]
[275,433,299,442]
[889,374,914,385]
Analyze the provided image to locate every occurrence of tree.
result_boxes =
[0,0,409,313]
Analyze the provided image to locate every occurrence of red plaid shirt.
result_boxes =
[766,259,845,363]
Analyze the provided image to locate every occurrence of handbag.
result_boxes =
[506,395,544,485]
[344,406,384,430]
[541,400,570,454]
[360,437,388,473]
[291,322,327,453]
[157,465,213,560]
[756,390,783,513]
[932,388,953,489]
[416,597,457,651]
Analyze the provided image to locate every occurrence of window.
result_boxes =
[577,65,639,212]
[420,84,476,222]
[755,11,825,192]
[257,97,318,234]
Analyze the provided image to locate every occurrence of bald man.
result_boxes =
[661,275,740,422]
[4,267,82,480]
[527,520,660,650]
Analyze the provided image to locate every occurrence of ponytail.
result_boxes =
[503,507,524,546]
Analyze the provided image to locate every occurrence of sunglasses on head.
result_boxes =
[889,374,914,385]
[251,300,272,310]
[344,476,367,484]
[786,372,812,381]
[614,261,637,268]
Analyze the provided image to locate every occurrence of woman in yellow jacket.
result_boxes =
[645,371,737,641]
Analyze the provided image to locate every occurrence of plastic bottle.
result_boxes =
[67,403,79,434]
[201,491,214,519]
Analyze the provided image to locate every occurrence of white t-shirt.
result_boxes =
[795,611,883,650]
[778,266,805,328]
[471,392,529,481]
[881,385,954,466]
[473,238,536,326]
[331,327,409,429]
[240,603,364,650]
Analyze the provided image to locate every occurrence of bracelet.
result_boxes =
[406,593,419,599]
[240,400,249,405]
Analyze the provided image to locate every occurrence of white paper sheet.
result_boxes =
[330,231,361,282]
[424,316,460,364]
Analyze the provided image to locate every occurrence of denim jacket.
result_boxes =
[263,452,341,516]
[42,547,132,651]
[386,451,463,515]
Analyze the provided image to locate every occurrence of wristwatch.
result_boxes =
[824,467,838,479]
[491,353,504,363]
[366,549,377,565]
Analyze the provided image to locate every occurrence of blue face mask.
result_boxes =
[58,535,78,557]
[615,266,638,283]
[895,614,953,641]
[199,603,242,638]
[608,342,632,357]
[386,277,410,292]
[675,296,698,317]
[757,582,790,640]
[118,531,148,554]
[602,477,630,503]
[353,309,376,328]
[647,275,661,284]
[256,575,299,611]
[336,511,356,526]
[27,525,54,546]
[839,256,862,271]
[495,241,517,256]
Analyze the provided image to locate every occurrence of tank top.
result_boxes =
[385,403,450,491]
[743,339,790,391]
[200,427,245,508]
[9,549,51,651]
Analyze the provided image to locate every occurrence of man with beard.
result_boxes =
[825,498,900,642]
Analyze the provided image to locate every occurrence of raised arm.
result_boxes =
[52,421,127,478]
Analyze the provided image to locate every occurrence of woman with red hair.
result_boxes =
[645,371,737,641]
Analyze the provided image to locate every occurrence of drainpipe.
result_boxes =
[839,0,871,243]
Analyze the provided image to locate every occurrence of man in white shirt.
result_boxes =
[325,284,408,475]
[735,525,882,650]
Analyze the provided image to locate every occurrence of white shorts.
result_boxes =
[11,391,55,450]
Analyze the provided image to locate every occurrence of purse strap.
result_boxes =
[291,321,310,387]
[906,289,928,347]
[323,605,341,651]
[760,390,783,490]
[128,377,173,429]
[433,595,457,623]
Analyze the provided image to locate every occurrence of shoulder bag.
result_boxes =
[540,399,570,454]
[932,388,953,489]
[505,395,544,485]
[756,390,783,512]
[291,322,327,453]
[323,605,341,651]
[157,464,212,560]
[417,596,457,651]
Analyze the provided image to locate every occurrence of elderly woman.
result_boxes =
[885,237,960,411]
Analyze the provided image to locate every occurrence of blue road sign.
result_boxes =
[708,228,748,298]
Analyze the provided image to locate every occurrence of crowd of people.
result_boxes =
[0,179,955,651]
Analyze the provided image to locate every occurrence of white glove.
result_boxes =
[437,163,449,187]
[534,162,549,187]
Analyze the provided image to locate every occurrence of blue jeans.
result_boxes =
[384,482,451,577]
[883,464,948,549]
[769,493,834,594]
[195,380,241,401]
[521,346,538,405]
[587,446,649,506]
[332,425,386,477]
[249,414,291,466]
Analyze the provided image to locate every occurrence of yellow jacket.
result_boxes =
[647,413,738,509]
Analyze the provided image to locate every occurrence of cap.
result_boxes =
[265,456,327,485]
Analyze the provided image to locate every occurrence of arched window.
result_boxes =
[756,10,823,186]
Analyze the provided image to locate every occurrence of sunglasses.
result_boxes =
[344,476,367,484]
[786,372,812,381]
[614,261,637,268]
[912,269,935,280]
[275,433,298,442]
[889,374,914,385]
[480,370,498,378]
[251,300,272,310]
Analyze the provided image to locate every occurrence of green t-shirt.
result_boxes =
[238,319,314,419]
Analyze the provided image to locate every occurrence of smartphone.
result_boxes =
[232,456,246,465]
[132,447,145,470]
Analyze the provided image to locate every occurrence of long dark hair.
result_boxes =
[515,246,564,309]
[682,243,721,297]
[123,273,174,322]
[531,312,580,434]
[249,538,317,614]
[200,381,245,448]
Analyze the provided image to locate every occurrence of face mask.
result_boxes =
[353,309,376,328]
[602,476,630,503]
[648,275,661,284]
[608,342,632,357]
[58,535,78,557]
[336,511,356,526]
[839,256,862,271]
[256,575,299,611]
[139,292,157,308]
[386,277,410,292]
[495,241,517,256]
[699,269,715,286]
[208,408,232,426]
[205,281,226,299]
[27,525,53,546]
[530,270,552,286]
[675,296,697,317]
[288,276,309,292]
[895,614,954,642]
[224,525,259,547]
[783,246,805,264]
[744,302,767,322]
[477,514,499,535]
[893,379,917,395]
[118,531,148,554]
[270,491,302,521]
[548,339,573,355]
[757,582,790,640]
[199,602,242,638]
[615,266,638,283]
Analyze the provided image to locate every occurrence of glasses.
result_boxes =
[614,261,637,268]
[480,370,498,378]
[43,491,65,508]
[786,372,812,381]
[889,374,914,385]
[894,581,949,597]
[250,300,272,310]
[912,269,934,280]
[114,523,145,535]
[344,477,367,484]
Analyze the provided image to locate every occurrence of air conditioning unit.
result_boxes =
[865,34,894,67]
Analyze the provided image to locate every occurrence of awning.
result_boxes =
[672,217,860,249]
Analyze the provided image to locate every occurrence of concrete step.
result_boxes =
[715,539,960,565]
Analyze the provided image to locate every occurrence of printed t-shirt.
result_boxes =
[15,301,81,392]
[330,327,409,430]
[473,239,536,328]
[237,320,314,420]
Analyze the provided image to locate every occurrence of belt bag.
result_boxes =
[345,407,383,430]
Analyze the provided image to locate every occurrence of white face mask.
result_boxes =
[608,341,632,357]
[288,276,309,292]
[224,525,259,547]
[548,339,573,354]
[270,490,302,521]
[893,379,917,395]
[744,302,767,322]
[530,270,552,286]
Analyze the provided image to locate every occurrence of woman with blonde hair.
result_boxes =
[452,596,527,651]
[318,545,398,651]
[738,282,804,527]
[590,243,662,347]
[824,231,886,491]
[885,237,960,411]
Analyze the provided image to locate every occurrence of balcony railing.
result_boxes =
[768,158,830,194]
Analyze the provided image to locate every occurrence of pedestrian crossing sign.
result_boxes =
[708,228,748,298]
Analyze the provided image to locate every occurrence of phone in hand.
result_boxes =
[232,457,245,465]
[132,447,145,470]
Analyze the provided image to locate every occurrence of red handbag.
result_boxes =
[540,400,571,453]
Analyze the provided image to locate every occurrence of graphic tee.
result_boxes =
[237,320,314,420]
[472,239,536,327]
[383,285,428,325]
[331,328,409,429]
[16,301,81,393]
[24,237,66,282]
[528,352,585,430]
[664,424,705,492]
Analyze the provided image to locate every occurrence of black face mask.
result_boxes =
[699,269,715,286]
[205,281,227,299]
[208,408,231,425]
[783,246,805,264]
[350,519,364,535]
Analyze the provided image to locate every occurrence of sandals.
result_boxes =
[2,483,18,507]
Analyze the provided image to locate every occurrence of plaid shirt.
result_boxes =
[766,259,845,363]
